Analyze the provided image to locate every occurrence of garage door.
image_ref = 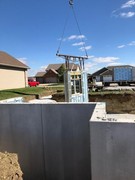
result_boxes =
[96,76,100,82]
[103,75,112,82]
[45,77,58,83]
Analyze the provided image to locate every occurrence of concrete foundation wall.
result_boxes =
[0,104,95,180]
[90,121,135,180]
[1,103,135,180]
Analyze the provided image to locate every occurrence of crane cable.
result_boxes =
[71,5,88,57]
[57,0,88,58]
[56,7,70,55]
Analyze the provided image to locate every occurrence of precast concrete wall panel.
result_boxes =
[42,104,94,180]
[0,103,96,180]
[0,104,45,180]
[90,121,135,180]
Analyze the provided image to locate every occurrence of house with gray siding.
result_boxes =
[92,65,135,85]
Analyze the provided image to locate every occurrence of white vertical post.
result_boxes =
[81,71,88,102]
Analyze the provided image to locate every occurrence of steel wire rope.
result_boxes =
[71,5,88,57]
[56,7,71,55]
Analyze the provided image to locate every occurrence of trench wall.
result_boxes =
[52,93,135,113]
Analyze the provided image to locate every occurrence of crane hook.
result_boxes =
[69,0,73,6]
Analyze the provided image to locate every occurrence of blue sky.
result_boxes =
[0,0,135,75]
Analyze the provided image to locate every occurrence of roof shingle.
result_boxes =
[0,51,29,69]
[35,72,46,77]
[46,63,79,71]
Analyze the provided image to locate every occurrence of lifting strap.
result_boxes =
[57,0,88,58]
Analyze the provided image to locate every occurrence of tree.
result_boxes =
[57,64,66,82]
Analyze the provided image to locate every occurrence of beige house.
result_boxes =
[0,51,29,90]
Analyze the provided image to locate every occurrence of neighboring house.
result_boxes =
[0,51,29,90]
[35,63,80,83]
[35,70,58,84]
[111,65,134,82]
[46,63,80,72]
[28,76,36,81]
[92,67,112,82]
[46,63,80,83]
[35,72,46,83]
[44,69,58,83]
[92,65,135,84]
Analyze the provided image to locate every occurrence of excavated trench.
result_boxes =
[52,92,135,114]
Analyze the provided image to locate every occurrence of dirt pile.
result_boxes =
[52,92,135,114]
[0,152,23,180]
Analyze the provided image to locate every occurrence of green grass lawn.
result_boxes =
[0,85,64,101]
[0,84,134,101]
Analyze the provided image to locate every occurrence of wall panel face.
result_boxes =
[90,122,135,180]
[103,75,112,82]
[42,104,94,180]
[0,104,95,180]
[132,67,135,81]
[0,104,45,180]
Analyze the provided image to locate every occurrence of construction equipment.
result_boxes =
[56,0,89,102]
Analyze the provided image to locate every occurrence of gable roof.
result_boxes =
[46,64,62,71]
[50,69,58,74]
[0,51,29,69]
[107,65,134,69]
[101,69,113,76]
[46,63,79,71]
[45,69,58,75]
[35,72,46,77]
[92,67,108,76]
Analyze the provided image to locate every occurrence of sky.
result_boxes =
[0,0,135,76]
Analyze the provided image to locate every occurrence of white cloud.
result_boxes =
[112,0,135,18]
[120,11,135,18]
[17,57,27,64]
[68,35,85,40]
[93,57,119,63]
[107,62,122,66]
[79,46,92,51]
[58,35,86,42]
[129,62,135,66]
[79,56,121,73]
[72,42,85,46]
[88,55,95,59]
[117,40,135,48]
[40,65,47,71]
[28,65,47,76]
[84,62,97,72]
[128,41,135,46]
[117,45,126,48]
[68,35,77,40]
[28,69,38,76]
[121,0,135,8]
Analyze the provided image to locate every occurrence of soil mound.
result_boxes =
[0,152,23,180]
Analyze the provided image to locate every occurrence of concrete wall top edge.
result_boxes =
[91,114,135,123]
[91,120,135,123]
[0,102,99,105]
